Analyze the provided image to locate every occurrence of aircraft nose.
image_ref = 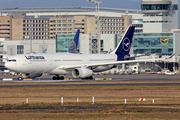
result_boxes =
[5,62,10,69]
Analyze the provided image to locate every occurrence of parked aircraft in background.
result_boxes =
[4,26,172,80]
[68,29,80,53]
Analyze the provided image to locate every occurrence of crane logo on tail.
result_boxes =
[122,38,130,51]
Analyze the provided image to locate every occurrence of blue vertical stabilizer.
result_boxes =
[111,26,135,60]
[68,29,80,53]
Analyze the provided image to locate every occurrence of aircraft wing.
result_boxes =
[58,54,174,69]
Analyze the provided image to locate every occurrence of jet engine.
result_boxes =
[24,73,43,78]
[72,67,93,78]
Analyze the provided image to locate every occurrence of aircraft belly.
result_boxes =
[50,68,70,75]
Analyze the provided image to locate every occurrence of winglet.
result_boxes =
[68,30,80,53]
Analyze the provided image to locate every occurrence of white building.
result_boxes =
[79,34,116,54]
[140,0,178,33]
[2,39,55,55]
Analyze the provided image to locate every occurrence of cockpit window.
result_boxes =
[8,59,16,62]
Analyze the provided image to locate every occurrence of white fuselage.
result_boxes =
[5,53,117,75]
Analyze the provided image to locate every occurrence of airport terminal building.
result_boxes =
[132,0,179,56]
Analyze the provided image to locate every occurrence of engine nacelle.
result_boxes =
[72,67,93,78]
[25,73,43,78]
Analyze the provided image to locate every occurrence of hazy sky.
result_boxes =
[0,0,179,27]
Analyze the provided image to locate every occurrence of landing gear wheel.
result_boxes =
[53,76,57,80]
[89,76,93,80]
[60,76,64,80]
[52,75,64,80]
[56,75,61,80]
[18,77,23,81]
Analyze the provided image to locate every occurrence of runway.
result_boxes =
[0,73,180,87]
[0,82,180,88]
[1,73,180,81]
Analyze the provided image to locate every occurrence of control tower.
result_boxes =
[140,0,178,33]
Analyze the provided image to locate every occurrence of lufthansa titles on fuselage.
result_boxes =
[25,55,45,60]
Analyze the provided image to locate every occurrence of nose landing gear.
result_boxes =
[18,77,23,81]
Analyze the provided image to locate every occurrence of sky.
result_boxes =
[0,0,179,27]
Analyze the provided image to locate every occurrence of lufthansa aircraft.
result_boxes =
[4,26,171,80]
[3,29,80,79]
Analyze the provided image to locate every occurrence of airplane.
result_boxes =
[4,26,172,80]
[1,29,80,78]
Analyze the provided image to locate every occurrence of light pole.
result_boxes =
[86,0,102,53]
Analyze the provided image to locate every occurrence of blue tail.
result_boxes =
[111,26,135,60]
[68,29,80,53]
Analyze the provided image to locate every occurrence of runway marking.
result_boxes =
[23,79,32,81]
[95,78,112,81]
[3,78,13,81]
[105,78,112,80]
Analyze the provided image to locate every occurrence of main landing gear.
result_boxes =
[53,75,64,80]
[81,76,93,80]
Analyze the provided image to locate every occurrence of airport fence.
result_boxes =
[0,97,180,105]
